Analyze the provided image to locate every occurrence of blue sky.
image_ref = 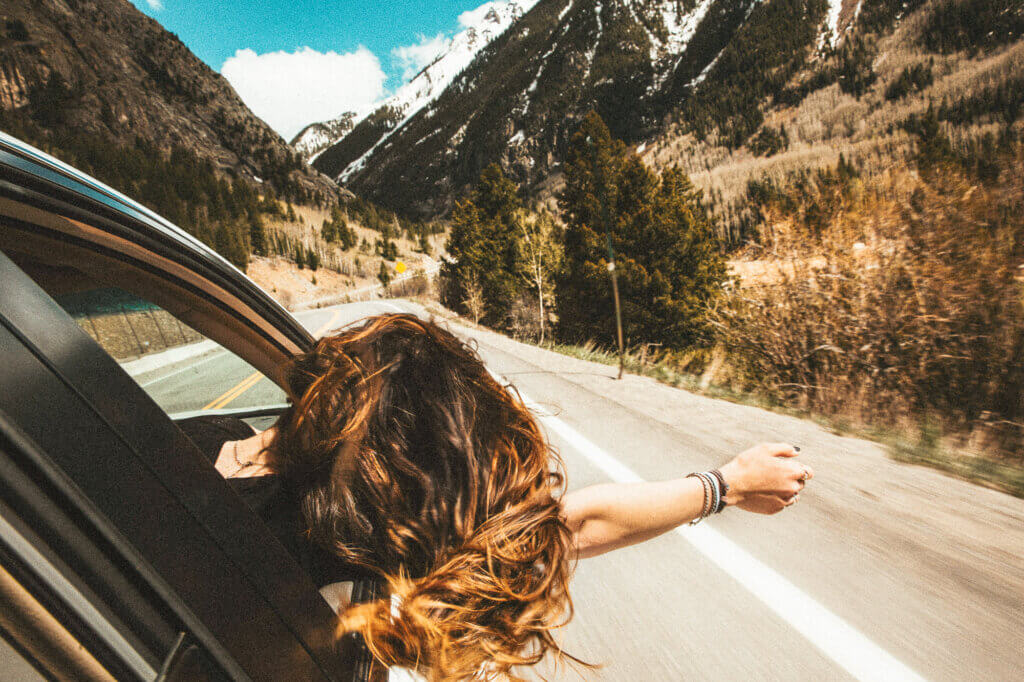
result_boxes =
[130,0,495,139]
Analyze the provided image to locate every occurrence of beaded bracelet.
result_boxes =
[709,469,730,513]
[687,472,711,525]
[687,470,728,525]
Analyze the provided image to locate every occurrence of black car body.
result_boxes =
[0,132,371,681]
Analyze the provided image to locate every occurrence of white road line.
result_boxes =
[374,301,407,314]
[139,349,226,387]
[490,370,927,682]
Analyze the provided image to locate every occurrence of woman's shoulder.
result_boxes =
[176,415,258,464]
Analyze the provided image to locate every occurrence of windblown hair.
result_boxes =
[271,314,578,679]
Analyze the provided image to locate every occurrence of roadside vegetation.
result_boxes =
[443,106,1024,496]
[0,102,444,299]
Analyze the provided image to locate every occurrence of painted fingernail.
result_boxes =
[794,445,801,452]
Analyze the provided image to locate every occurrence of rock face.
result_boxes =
[0,0,334,198]
[290,111,359,163]
[313,0,865,217]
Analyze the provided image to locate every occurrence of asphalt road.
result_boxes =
[142,300,1024,682]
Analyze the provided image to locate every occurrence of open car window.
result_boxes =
[54,286,287,420]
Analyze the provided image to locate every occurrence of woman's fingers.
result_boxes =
[767,442,800,458]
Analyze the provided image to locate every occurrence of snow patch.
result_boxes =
[557,0,573,22]
[690,51,722,87]
[662,0,717,55]
[818,0,849,50]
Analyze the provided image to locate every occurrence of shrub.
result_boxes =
[714,158,1024,459]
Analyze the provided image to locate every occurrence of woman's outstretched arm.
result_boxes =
[560,443,812,559]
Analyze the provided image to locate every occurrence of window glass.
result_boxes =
[54,287,286,418]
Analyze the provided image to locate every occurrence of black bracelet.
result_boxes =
[709,469,729,513]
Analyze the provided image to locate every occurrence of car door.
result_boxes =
[0,135,372,680]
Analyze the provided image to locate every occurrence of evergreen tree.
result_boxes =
[557,112,726,349]
[321,217,337,242]
[441,164,525,325]
[249,214,268,256]
[377,261,391,289]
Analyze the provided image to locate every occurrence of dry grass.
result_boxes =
[249,198,446,308]
[711,159,1024,474]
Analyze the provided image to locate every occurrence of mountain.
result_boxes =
[0,0,336,202]
[291,110,360,162]
[313,0,1022,227]
[309,0,540,181]
[313,0,860,215]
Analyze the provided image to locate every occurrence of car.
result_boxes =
[0,131,380,681]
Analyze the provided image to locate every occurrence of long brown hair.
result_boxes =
[271,314,578,679]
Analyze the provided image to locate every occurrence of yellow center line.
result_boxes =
[312,309,344,339]
[202,371,262,410]
[202,309,345,411]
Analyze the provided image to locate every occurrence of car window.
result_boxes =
[53,287,287,419]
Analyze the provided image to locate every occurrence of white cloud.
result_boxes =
[391,33,448,82]
[457,1,505,28]
[146,0,164,9]
[221,46,387,140]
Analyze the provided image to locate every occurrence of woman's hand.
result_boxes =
[719,443,813,514]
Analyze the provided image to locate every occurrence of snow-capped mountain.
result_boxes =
[298,0,538,170]
[290,111,361,162]
[315,0,864,216]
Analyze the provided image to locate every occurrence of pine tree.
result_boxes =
[377,261,391,289]
[249,214,268,256]
[321,217,336,242]
[557,112,726,349]
[441,164,525,325]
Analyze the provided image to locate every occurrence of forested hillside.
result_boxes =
[0,0,442,278]
[317,0,865,216]
[312,0,1021,245]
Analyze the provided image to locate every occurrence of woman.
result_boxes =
[186,313,812,680]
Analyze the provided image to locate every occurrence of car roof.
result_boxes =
[0,132,314,364]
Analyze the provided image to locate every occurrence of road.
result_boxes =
[140,300,1024,682]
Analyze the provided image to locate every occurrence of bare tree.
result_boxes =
[463,274,486,325]
[517,210,562,343]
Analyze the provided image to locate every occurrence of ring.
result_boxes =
[800,468,809,482]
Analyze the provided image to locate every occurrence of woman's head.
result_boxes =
[272,313,576,679]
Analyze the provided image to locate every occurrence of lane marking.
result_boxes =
[312,309,344,338]
[202,371,262,410]
[140,349,225,387]
[202,309,345,411]
[375,302,406,314]
[490,370,927,682]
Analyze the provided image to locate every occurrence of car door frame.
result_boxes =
[0,135,366,680]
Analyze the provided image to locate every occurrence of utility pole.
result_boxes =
[587,136,625,380]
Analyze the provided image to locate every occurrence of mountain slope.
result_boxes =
[310,0,540,179]
[0,0,335,200]
[291,111,360,162]
[314,0,858,216]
